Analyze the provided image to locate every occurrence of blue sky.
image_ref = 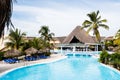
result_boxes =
[11,0,120,37]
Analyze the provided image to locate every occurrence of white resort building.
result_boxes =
[50,26,105,53]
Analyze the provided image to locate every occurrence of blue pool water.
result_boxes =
[0,56,120,80]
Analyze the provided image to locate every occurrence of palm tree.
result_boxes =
[114,29,120,39]
[29,38,43,50]
[22,38,44,52]
[0,0,15,38]
[38,26,54,42]
[113,29,120,52]
[38,26,54,52]
[82,10,109,43]
[5,28,26,50]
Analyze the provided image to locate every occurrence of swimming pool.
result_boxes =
[0,56,120,80]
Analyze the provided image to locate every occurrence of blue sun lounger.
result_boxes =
[3,58,19,64]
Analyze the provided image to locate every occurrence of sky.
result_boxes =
[10,0,120,37]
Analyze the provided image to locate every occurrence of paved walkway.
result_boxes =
[0,54,66,74]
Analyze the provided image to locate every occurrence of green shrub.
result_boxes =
[110,53,120,69]
[0,52,5,60]
[99,50,110,64]
[45,52,51,56]
[100,50,120,70]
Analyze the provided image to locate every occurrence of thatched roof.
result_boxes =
[57,37,66,43]
[25,47,38,55]
[63,26,95,44]
[23,36,35,40]
[56,36,66,43]
[4,49,21,57]
[104,36,113,41]
[92,36,105,42]
[52,36,66,44]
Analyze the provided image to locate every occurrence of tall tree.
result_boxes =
[5,28,26,50]
[38,26,54,42]
[114,29,120,52]
[38,26,54,51]
[0,0,15,38]
[82,10,109,43]
[29,38,43,50]
[114,29,120,39]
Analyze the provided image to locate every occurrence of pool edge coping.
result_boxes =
[0,56,67,77]
[100,63,120,75]
[1,56,120,78]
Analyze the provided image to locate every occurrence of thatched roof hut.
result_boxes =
[56,36,66,43]
[4,49,21,57]
[25,47,38,55]
[63,26,96,44]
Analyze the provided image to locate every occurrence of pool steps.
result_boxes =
[65,52,100,58]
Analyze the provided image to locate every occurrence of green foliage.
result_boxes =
[5,28,26,50]
[44,52,51,56]
[114,39,120,46]
[99,50,110,64]
[104,29,120,52]
[0,51,5,60]
[22,38,45,51]
[110,53,120,69]
[38,26,54,52]
[28,38,43,50]
[0,0,14,38]
[104,40,114,51]
[114,29,120,39]
[38,26,54,42]
[22,41,31,51]
[105,40,114,46]
[82,10,109,43]
[99,51,120,70]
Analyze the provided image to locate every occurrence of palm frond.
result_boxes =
[115,29,120,39]
[86,27,93,34]
[97,16,101,21]
[82,10,109,43]
[98,19,107,23]
[99,24,109,30]
[87,13,95,22]
[5,42,14,48]
[82,20,92,25]
[81,25,91,30]
[0,0,15,38]
[96,10,100,17]
[6,28,25,49]
[82,20,92,30]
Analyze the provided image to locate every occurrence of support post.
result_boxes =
[73,46,75,52]
[86,45,88,52]
[96,44,98,54]
[60,46,63,55]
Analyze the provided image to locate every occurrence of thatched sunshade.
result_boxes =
[25,47,38,55]
[4,49,21,57]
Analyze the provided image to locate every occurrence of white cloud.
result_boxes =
[12,19,40,37]
[13,5,90,36]
[12,1,120,37]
